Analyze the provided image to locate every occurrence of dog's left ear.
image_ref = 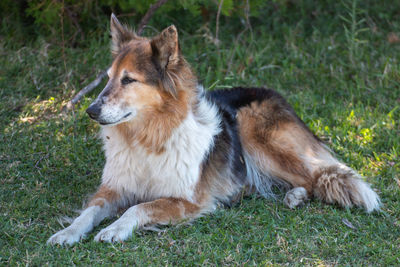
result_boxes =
[151,25,181,97]
[110,13,137,57]
[151,25,180,70]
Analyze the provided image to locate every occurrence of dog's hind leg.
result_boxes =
[237,100,380,212]
[47,185,119,245]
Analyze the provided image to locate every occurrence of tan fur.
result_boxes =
[115,89,190,153]
[110,40,153,83]
[314,166,360,207]
[110,13,141,57]
[88,186,119,208]
[237,102,314,192]
[140,198,200,224]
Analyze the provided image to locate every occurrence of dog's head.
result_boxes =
[86,14,195,126]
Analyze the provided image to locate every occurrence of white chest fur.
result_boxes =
[99,101,220,203]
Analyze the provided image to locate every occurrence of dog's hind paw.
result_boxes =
[47,227,84,246]
[284,187,308,209]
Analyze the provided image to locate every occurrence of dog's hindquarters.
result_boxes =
[227,88,380,212]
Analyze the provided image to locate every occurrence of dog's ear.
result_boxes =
[110,13,136,57]
[151,25,181,96]
[151,25,180,69]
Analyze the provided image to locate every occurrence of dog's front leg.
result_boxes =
[95,197,200,243]
[47,185,119,245]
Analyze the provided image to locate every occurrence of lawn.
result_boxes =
[1,0,399,265]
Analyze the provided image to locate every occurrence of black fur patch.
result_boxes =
[207,87,286,113]
[204,90,250,187]
[208,87,320,141]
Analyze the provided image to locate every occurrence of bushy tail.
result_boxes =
[313,165,380,212]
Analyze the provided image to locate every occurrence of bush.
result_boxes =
[0,0,272,46]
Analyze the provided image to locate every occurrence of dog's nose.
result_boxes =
[86,103,101,120]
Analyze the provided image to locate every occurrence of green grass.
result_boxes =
[1,0,399,265]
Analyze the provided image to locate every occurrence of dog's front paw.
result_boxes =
[47,227,84,246]
[94,223,133,243]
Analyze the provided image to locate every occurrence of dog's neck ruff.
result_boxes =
[99,87,221,202]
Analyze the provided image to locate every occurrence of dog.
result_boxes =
[48,14,380,245]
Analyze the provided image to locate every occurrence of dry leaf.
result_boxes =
[388,32,400,44]
[342,218,357,230]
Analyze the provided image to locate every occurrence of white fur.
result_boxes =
[350,176,381,213]
[243,151,290,198]
[284,187,308,209]
[47,204,113,245]
[101,97,221,204]
[94,205,149,243]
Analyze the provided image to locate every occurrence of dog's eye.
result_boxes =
[121,77,137,85]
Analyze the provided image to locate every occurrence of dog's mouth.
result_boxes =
[98,112,133,126]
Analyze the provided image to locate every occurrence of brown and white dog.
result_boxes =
[48,14,380,245]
